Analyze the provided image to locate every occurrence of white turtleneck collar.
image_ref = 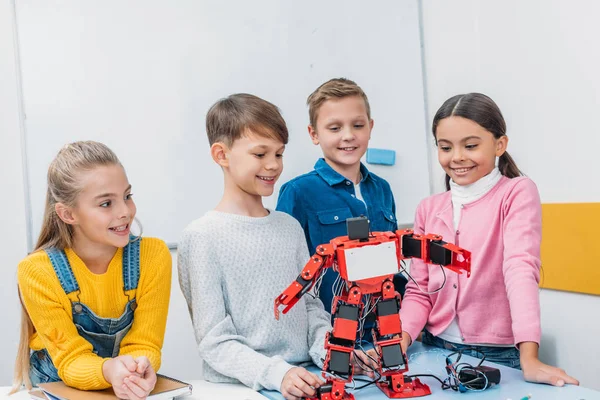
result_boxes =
[450,167,502,229]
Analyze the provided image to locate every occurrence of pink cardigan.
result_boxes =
[401,176,542,346]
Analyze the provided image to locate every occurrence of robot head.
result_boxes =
[346,216,370,241]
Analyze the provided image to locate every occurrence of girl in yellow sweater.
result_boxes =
[11,141,171,399]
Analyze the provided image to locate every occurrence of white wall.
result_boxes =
[0,1,202,384]
[0,0,29,385]
[420,0,600,389]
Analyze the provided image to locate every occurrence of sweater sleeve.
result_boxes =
[118,239,172,371]
[397,200,434,342]
[178,229,293,391]
[18,258,111,390]
[502,179,542,345]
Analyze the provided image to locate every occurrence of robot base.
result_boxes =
[310,394,355,400]
[376,377,431,398]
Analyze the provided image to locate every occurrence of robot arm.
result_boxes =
[274,243,335,320]
[396,229,471,276]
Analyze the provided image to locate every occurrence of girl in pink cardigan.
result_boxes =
[400,93,578,387]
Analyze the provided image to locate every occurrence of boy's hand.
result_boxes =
[280,367,323,400]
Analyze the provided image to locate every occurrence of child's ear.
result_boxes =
[495,135,509,157]
[55,203,77,225]
[211,142,230,167]
[308,125,319,145]
[369,119,374,138]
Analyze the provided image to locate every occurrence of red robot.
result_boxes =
[274,217,471,399]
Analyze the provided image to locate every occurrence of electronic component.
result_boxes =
[458,365,501,391]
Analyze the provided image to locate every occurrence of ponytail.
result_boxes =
[498,151,522,179]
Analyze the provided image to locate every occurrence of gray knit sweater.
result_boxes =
[178,210,331,391]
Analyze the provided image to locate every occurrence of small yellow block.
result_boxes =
[541,203,600,295]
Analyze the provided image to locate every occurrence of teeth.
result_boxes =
[111,225,127,232]
[453,167,472,173]
[258,176,274,181]
[339,147,356,151]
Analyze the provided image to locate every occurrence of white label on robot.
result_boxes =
[344,242,399,282]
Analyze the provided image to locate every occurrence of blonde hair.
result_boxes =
[306,77,371,128]
[11,141,121,393]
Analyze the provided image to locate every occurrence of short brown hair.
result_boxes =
[307,78,371,127]
[206,93,288,146]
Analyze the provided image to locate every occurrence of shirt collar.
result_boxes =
[450,167,502,204]
[314,158,371,186]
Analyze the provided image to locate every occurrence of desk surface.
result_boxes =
[260,342,600,400]
[2,343,598,400]
[1,379,268,400]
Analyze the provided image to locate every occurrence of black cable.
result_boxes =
[406,374,446,386]
[349,351,382,391]
[402,263,447,294]
[442,347,491,391]
[352,350,378,374]
[356,344,379,366]
[353,378,380,390]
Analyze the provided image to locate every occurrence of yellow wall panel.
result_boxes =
[541,203,600,295]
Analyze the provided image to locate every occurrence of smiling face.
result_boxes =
[308,95,373,176]
[224,130,285,198]
[65,164,136,250]
[435,116,507,186]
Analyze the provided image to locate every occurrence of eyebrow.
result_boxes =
[250,145,285,151]
[94,184,132,200]
[325,116,367,124]
[437,136,482,144]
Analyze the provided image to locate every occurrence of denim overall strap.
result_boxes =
[31,240,142,386]
[122,236,141,291]
[45,248,79,294]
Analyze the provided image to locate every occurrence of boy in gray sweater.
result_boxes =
[178,94,332,399]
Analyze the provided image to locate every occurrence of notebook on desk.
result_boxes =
[31,374,192,400]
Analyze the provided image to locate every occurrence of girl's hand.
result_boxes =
[400,331,412,353]
[519,341,579,386]
[102,356,141,398]
[280,367,323,400]
[121,356,157,400]
[352,349,378,378]
[521,357,579,386]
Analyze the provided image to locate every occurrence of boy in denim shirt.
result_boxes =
[276,78,407,342]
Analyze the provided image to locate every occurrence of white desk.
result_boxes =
[4,344,599,400]
[1,380,268,400]
[260,342,600,400]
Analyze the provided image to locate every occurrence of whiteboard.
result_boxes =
[16,0,431,247]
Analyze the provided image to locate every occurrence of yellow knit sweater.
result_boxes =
[17,237,172,390]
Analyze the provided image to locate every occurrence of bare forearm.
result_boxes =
[518,341,538,364]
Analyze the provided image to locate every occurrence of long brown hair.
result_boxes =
[11,141,120,393]
[432,93,522,190]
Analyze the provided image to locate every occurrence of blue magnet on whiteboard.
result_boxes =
[366,148,396,166]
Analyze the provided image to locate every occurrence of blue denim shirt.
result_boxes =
[276,159,407,340]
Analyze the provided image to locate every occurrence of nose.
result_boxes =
[452,148,465,163]
[264,155,281,171]
[341,126,355,142]
[117,200,131,220]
